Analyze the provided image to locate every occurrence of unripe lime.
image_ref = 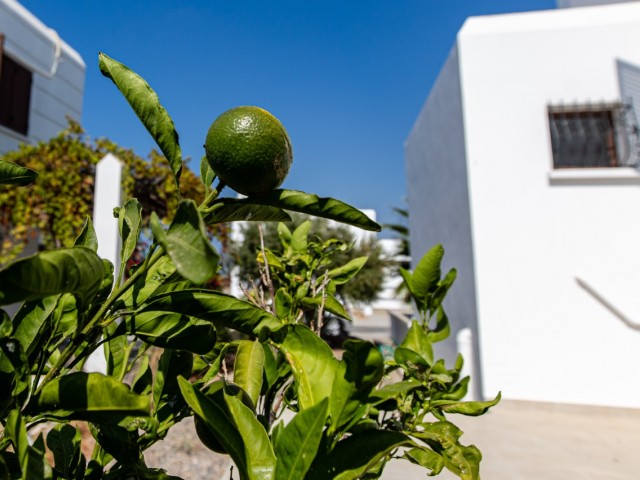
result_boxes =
[204,106,293,196]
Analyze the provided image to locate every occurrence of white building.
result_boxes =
[0,0,85,154]
[406,0,640,407]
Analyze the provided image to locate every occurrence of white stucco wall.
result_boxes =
[405,45,483,398]
[0,0,85,153]
[456,3,640,407]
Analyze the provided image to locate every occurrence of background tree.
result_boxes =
[0,120,226,266]
[231,214,388,306]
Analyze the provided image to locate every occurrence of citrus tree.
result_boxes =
[232,215,388,307]
[0,53,497,479]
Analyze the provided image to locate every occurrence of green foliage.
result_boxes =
[0,53,495,480]
[233,216,387,307]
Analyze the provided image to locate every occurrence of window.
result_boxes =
[548,103,637,169]
[0,34,33,136]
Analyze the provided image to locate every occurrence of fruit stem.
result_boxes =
[198,180,226,211]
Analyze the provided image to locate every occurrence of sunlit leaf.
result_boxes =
[413,244,444,299]
[216,189,381,232]
[73,216,98,252]
[327,256,368,285]
[29,372,150,421]
[159,200,219,284]
[274,398,328,480]
[279,325,337,410]
[306,430,412,480]
[116,198,142,284]
[234,340,265,407]
[204,199,291,224]
[98,53,182,182]
[413,421,482,480]
[434,392,501,416]
[136,289,283,337]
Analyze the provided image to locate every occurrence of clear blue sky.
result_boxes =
[20,0,555,228]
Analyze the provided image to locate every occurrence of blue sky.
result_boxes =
[20,0,556,228]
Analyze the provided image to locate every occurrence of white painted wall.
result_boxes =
[408,2,640,407]
[0,0,85,153]
[405,45,483,398]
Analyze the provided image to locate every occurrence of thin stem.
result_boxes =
[198,179,225,213]
[36,248,164,392]
[258,225,275,314]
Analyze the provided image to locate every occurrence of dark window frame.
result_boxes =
[0,33,33,136]
[548,103,635,169]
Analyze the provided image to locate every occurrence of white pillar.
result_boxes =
[456,327,476,401]
[83,153,123,374]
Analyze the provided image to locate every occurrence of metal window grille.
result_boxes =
[548,103,638,169]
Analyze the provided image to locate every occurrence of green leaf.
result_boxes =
[0,160,37,186]
[6,410,52,479]
[114,254,177,310]
[234,340,265,408]
[435,392,501,416]
[400,320,434,366]
[224,389,276,479]
[0,248,104,308]
[0,296,57,371]
[413,244,445,299]
[274,398,328,480]
[159,200,219,284]
[394,346,430,369]
[218,190,381,231]
[291,220,311,253]
[306,430,412,480]
[329,340,383,433]
[73,216,98,252]
[153,350,191,423]
[47,424,86,479]
[277,223,293,250]
[279,325,337,410]
[29,372,150,421]
[274,288,293,319]
[98,53,182,182]
[178,378,276,480]
[412,421,482,480]
[404,447,445,476]
[428,307,451,343]
[136,289,283,337]
[204,199,291,224]
[116,198,143,284]
[369,381,420,407]
[105,321,129,380]
[327,256,368,285]
[0,338,29,397]
[132,355,153,396]
[300,294,349,320]
[117,312,216,354]
[200,155,216,188]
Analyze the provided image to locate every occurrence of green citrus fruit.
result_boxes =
[205,106,293,196]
